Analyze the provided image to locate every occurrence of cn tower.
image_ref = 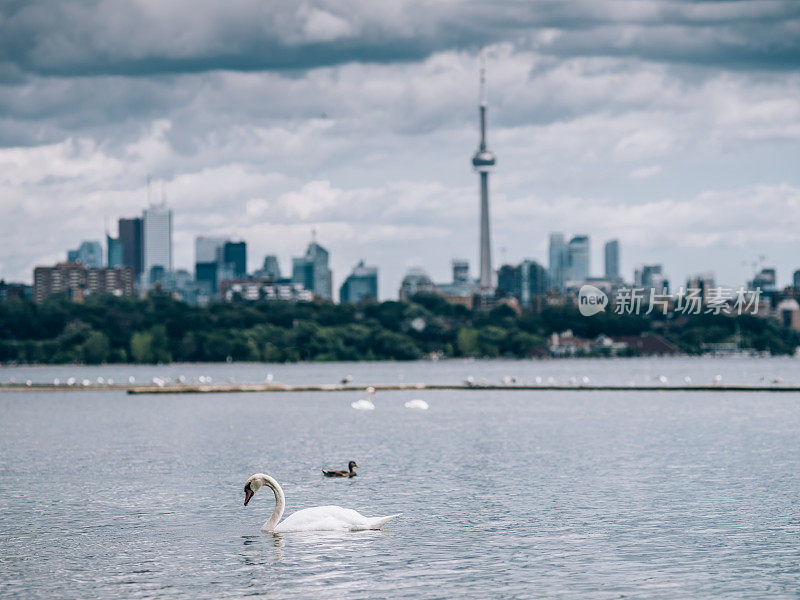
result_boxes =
[471,53,496,295]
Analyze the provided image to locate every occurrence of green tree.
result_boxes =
[82,331,110,364]
[130,331,155,363]
[456,328,479,356]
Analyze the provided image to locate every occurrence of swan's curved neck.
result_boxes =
[261,475,285,532]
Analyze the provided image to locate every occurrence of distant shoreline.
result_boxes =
[3,382,800,394]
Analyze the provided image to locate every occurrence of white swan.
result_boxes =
[244,473,400,533]
[351,386,376,410]
[404,399,429,410]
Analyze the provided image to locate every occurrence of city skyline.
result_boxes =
[2,2,800,297]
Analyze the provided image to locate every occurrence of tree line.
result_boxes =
[0,291,797,364]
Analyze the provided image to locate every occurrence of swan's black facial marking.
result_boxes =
[244,482,254,506]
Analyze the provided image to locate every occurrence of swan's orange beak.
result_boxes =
[244,483,254,506]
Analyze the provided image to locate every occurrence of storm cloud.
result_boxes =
[1,0,799,296]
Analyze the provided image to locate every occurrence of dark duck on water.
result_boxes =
[322,461,359,478]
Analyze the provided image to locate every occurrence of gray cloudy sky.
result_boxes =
[2,0,800,298]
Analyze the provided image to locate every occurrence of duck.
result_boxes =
[321,461,359,478]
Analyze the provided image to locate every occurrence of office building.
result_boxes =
[519,260,548,306]
[635,264,669,294]
[253,255,282,281]
[223,241,247,278]
[66,240,103,268]
[604,239,620,280]
[339,261,378,303]
[142,204,172,284]
[496,260,548,307]
[567,235,590,283]
[292,237,332,300]
[107,235,123,267]
[118,217,143,277]
[195,236,227,294]
[548,233,568,292]
[399,268,436,301]
[453,260,470,284]
[749,268,776,292]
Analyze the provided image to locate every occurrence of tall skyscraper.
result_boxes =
[66,240,103,268]
[118,217,143,277]
[794,269,800,289]
[519,259,548,306]
[604,239,620,279]
[749,268,777,292]
[636,264,669,293]
[340,260,378,303]
[195,236,226,293]
[291,235,332,300]
[548,233,568,291]
[142,204,172,283]
[471,53,496,295]
[106,235,123,267]
[567,235,590,283]
[496,264,519,298]
[254,255,282,281]
[223,241,247,278]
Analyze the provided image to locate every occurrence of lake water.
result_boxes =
[1,359,799,598]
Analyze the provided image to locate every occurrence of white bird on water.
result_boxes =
[404,399,429,410]
[244,473,400,533]
[351,387,376,410]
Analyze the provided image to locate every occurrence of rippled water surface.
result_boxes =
[1,362,799,598]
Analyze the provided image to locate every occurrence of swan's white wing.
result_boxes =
[270,506,400,533]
